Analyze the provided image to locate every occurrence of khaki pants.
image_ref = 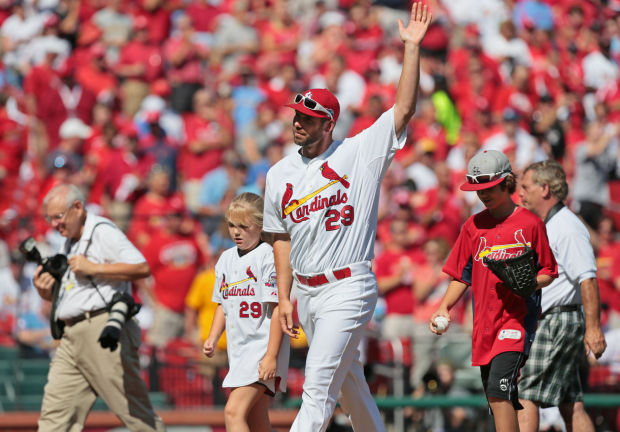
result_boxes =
[38,313,165,432]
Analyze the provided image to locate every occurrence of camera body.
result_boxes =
[19,237,69,339]
[19,237,68,281]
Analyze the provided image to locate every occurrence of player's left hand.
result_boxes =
[278,299,299,339]
[68,255,97,277]
[584,326,607,359]
[258,355,277,381]
[398,2,432,47]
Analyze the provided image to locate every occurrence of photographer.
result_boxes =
[33,184,165,431]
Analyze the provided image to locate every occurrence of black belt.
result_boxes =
[541,304,581,319]
[62,307,108,327]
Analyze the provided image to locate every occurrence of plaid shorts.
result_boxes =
[519,309,585,407]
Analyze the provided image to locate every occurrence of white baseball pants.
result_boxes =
[291,272,386,432]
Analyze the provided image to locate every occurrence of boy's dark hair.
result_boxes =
[500,173,517,194]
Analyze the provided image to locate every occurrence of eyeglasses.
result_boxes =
[45,204,75,223]
[294,94,334,120]
[465,171,508,184]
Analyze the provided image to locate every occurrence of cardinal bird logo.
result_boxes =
[476,229,533,262]
[220,275,228,292]
[281,183,294,217]
[246,266,257,282]
[320,162,350,188]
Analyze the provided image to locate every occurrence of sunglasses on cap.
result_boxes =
[465,171,508,184]
[294,94,334,120]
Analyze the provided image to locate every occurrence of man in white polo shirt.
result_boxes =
[518,160,607,432]
[33,183,165,431]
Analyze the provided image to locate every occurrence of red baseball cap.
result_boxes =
[460,150,512,191]
[285,89,340,122]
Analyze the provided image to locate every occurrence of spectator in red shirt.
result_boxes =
[348,93,384,138]
[22,47,65,149]
[186,0,222,34]
[447,24,502,96]
[178,88,233,213]
[593,215,620,329]
[374,218,423,391]
[0,94,26,213]
[142,199,206,349]
[115,16,164,117]
[163,12,206,113]
[56,57,98,126]
[354,61,396,118]
[99,126,155,230]
[258,0,301,67]
[75,43,119,101]
[375,218,422,342]
[128,166,181,248]
[134,0,171,46]
[343,2,384,76]
[492,64,537,124]
[83,118,118,209]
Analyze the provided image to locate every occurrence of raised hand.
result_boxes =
[398,2,432,46]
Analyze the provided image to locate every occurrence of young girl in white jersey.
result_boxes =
[203,192,289,431]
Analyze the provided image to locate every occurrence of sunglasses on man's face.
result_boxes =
[465,171,507,184]
[294,94,334,120]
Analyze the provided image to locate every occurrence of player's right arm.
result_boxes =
[272,233,298,339]
[203,304,225,358]
[429,279,468,335]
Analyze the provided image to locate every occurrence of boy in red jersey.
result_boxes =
[429,150,558,432]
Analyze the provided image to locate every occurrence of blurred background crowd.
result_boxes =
[0,0,619,428]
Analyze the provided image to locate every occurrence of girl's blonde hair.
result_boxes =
[226,192,264,228]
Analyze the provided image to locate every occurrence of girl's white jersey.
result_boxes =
[212,242,289,392]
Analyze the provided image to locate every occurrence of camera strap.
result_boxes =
[83,221,117,306]
[59,220,119,309]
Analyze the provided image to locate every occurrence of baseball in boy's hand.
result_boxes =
[433,316,449,334]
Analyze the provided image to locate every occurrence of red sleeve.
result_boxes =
[442,217,474,285]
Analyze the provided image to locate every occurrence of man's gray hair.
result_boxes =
[523,160,569,201]
[43,184,86,209]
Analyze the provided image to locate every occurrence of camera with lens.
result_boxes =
[19,237,69,339]
[19,237,68,281]
[98,292,141,351]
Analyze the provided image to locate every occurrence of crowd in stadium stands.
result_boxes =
[0,0,619,424]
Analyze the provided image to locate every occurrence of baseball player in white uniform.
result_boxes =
[204,193,289,431]
[262,4,432,431]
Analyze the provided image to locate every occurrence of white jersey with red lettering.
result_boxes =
[263,107,403,432]
[263,107,406,277]
[212,242,289,393]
